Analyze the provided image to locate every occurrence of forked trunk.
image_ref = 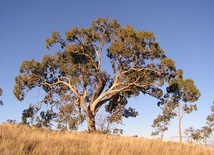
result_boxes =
[87,112,96,132]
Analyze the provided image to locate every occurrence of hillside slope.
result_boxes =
[0,124,213,155]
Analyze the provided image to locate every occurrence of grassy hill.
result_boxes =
[0,123,213,155]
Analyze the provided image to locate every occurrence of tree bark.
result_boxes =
[178,117,182,142]
[87,111,96,132]
[178,102,183,143]
[161,131,164,140]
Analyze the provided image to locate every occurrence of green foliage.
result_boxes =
[206,102,214,128]
[160,68,200,111]
[184,127,202,143]
[56,103,86,131]
[21,105,37,125]
[0,88,2,96]
[14,17,179,131]
[166,69,201,103]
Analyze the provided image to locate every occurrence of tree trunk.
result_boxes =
[160,129,164,140]
[178,102,183,143]
[87,112,96,132]
[178,117,182,142]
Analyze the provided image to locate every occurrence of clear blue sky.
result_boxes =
[0,0,214,140]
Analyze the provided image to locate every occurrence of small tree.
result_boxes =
[151,114,170,140]
[206,102,214,131]
[95,113,124,135]
[151,102,177,140]
[96,114,111,134]
[156,69,200,142]
[0,88,3,106]
[184,127,202,144]
[14,18,179,132]
[185,102,214,146]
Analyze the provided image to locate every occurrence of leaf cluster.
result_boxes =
[105,94,138,123]
[165,70,201,104]
[56,103,86,131]
[158,69,200,115]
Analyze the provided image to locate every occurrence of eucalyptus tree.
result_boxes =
[14,18,178,132]
[185,102,214,146]
[0,88,3,106]
[155,69,200,142]
[151,101,177,140]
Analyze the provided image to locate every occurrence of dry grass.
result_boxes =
[0,123,213,155]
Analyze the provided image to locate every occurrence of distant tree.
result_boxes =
[185,102,214,146]
[155,69,200,142]
[151,102,177,140]
[96,114,111,134]
[95,113,123,135]
[151,114,170,140]
[206,102,214,131]
[0,88,3,106]
[6,119,16,124]
[184,127,201,144]
[14,17,179,132]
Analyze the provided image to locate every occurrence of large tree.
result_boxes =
[14,18,178,132]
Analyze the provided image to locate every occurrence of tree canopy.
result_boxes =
[14,18,179,131]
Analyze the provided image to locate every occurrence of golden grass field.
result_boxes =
[0,123,213,155]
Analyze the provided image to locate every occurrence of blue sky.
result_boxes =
[0,0,214,140]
